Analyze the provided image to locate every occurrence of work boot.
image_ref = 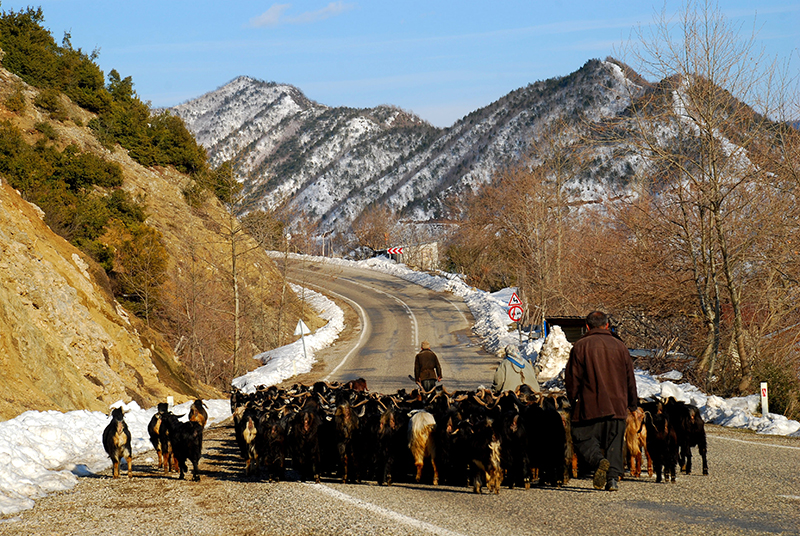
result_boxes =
[593,459,610,490]
[605,477,619,491]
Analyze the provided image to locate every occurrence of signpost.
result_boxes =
[507,291,524,341]
[387,247,404,255]
[760,382,769,415]
[294,319,310,376]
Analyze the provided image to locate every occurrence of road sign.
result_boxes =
[508,305,523,322]
[508,292,522,307]
[387,247,404,255]
[294,319,310,336]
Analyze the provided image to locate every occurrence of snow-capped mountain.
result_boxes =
[172,59,644,232]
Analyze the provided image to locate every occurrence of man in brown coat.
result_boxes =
[565,311,638,491]
[414,341,442,392]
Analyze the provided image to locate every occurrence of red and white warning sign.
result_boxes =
[507,291,523,322]
[387,247,404,255]
[508,305,523,322]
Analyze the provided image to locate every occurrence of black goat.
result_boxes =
[644,409,678,483]
[291,400,323,483]
[158,411,182,474]
[664,397,709,475]
[333,391,361,483]
[172,420,204,481]
[102,407,132,478]
[467,415,502,494]
[147,402,168,469]
[496,393,530,489]
[258,408,288,482]
[234,406,261,477]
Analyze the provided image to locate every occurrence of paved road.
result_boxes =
[4,422,798,535]
[3,257,799,535]
[284,257,495,393]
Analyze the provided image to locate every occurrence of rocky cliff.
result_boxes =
[0,63,302,420]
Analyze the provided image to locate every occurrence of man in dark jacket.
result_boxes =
[414,341,442,392]
[565,311,638,491]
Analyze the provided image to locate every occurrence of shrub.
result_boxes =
[4,84,27,113]
[182,181,207,208]
[106,189,146,226]
[56,148,124,190]
[34,87,67,121]
[76,238,114,272]
[0,7,60,88]
[34,121,57,140]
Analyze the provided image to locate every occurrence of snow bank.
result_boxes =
[231,284,344,394]
[2,252,798,517]
[0,399,230,516]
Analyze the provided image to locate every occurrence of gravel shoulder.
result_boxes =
[2,422,799,536]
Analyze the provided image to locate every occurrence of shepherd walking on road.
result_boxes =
[565,311,638,492]
[414,341,442,392]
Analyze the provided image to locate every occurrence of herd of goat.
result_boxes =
[103,380,709,493]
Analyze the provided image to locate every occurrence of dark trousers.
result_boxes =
[420,379,436,392]
[571,418,625,480]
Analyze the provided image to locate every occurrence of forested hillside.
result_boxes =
[0,7,316,418]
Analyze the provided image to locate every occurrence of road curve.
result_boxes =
[284,256,495,393]
[3,257,800,535]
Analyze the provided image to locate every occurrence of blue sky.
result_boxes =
[2,1,798,127]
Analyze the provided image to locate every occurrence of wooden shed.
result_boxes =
[545,316,587,343]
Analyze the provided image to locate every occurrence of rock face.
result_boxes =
[0,182,176,418]
[0,63,294,420]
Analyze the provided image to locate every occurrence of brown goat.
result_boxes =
[188,399,208,428]
[625,407,652,478]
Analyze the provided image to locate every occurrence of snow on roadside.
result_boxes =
[231,284,344,394]
[1,252,798,517]
[0,399,230,516]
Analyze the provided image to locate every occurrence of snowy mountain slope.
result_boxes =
[172,59,645,233]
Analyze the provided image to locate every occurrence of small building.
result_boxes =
[545,316,586,343]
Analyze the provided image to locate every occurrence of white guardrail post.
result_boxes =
[760,382,769,415]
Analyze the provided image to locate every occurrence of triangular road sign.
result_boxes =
[508,292,522,307]
[294,319,310,336]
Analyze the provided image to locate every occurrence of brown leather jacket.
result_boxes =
[414,349,441,382]
[565,328,638,422]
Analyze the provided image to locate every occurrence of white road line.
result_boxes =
[710,435,800,450]
[290,280,370,382]
[310,483,470,536]
[444,297,469,324]
[341,277,419,351]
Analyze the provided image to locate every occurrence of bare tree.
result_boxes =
[457,156,577,328]
[618,0,797,391]
[166,233,230,386]
[116,226,168,326]
[351,204,395,251]
[213,161,273,379]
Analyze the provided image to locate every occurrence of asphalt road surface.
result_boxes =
[284,256,495,393]
[2,258,799,535]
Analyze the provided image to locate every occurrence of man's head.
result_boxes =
[421,341,430,350]
[586,311,609,330]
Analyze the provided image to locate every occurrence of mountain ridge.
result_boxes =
[172,58,643,235]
